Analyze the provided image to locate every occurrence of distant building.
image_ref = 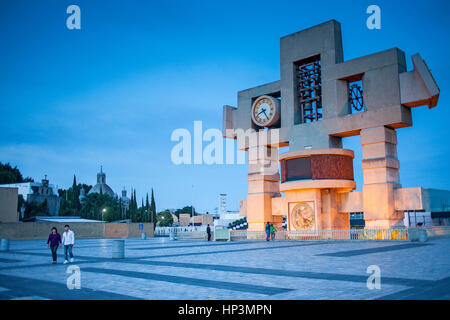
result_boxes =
[88,166,115,198]
[215,194,241,227]
[0,176,60,216]
[179,213,191,226]
[192,214,214,226]
[24,216,103,223]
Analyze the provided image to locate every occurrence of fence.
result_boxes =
[155,226,206,237]
[154,227,450,241]
[231,228,409,241]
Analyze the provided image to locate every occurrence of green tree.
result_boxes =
[145,193,150,222]
[150,189,157,228]
[71,175,80,210]
[58,180,91,216]
[174,206,195,218]
[0,162,34,184]
[157,210,174,227]
[17,194,25,217]
[40,198,50,215]
[23,199,49,219]
[79,193,120,221]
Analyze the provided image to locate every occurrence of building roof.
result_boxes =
[88,183,115,197]
[88,166,115,197]
[26,216,103,223]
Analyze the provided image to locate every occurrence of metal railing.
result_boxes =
[155,226,450,241]
[231,228,409,241]
[155,226,206,237]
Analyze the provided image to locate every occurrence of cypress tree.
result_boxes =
[145,193,150,222]
[150,188,156,229]
[130,188,135,222]
[72,175,80,211]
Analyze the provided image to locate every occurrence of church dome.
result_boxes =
[88,166,115,198]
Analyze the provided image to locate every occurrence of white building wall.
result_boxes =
[0,182,58,201]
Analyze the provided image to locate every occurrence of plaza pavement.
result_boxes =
[0,237,449,300]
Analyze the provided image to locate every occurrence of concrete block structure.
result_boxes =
[223,20,445,232]
[0,187,18,223]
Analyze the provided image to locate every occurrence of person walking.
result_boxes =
[265,221,271,241]
[206,224,212,241]
[270,224,276,241]
[62,224,75,264]
[47,227,62,264]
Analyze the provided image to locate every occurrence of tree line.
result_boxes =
[59,175,157,225]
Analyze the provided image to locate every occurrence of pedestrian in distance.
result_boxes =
[265,221,271,241]
[62,224,75,264]
[270,224,276,241]
[47,227,62,264]
[206,224,212,241]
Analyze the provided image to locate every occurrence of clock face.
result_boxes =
[251,95,280,127]
[291,202,315,230]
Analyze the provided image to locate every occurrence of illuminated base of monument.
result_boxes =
[240,146,431,233]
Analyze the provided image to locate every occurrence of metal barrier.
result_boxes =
[176,231,212,240]
[154,226,450,241]
[155,226,206,237]
[231,228,409,241]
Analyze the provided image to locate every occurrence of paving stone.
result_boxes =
[0,237,448,300]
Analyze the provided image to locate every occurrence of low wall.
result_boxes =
[105,223,127,238]
[126,223,154,238]
[0,222,154,240]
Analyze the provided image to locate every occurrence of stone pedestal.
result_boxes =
[279,149,355,231]
[361,126,404,228]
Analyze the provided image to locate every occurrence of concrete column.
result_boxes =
[361,126,403,228]
[320,189,350,230]
[246,145,281,231]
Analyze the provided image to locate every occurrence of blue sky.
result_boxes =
[1,0,449,213]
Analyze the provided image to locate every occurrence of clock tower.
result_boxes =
[223,20,440,234]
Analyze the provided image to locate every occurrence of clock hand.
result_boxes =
[263,110,269,119]
[258,108,266,116]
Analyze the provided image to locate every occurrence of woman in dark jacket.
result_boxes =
[47,227,62,264]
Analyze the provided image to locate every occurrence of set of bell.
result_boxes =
[223,20,441,232]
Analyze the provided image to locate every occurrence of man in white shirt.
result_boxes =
[62,224,75,264]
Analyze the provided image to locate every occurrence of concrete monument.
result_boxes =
[223,20,443,232]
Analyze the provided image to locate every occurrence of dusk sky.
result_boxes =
[1,0,449,213]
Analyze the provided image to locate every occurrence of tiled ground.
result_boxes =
[0,237,449,300]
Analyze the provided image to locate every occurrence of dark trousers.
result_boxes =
[207,233,211,241]
[64,245,73,260]
[50,245,58,262]
[266,230,270,241]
